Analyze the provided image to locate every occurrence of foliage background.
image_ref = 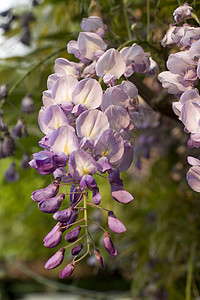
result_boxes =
[0,0,200,299]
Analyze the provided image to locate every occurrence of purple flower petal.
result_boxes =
[45,247,65,269]
[108,211,127,233]
[65,225,81,242]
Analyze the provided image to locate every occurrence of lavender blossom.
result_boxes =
[173,3,193,23]
[108,211,127,234]
[38,193,65,213]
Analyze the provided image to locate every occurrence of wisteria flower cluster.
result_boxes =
[29,16,158,278]
[158,3,200,193]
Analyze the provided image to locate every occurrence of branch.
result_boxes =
[129,73,178,121]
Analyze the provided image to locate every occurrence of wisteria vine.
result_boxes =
[29,4,200,279]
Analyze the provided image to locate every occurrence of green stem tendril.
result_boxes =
[87,201,109,212]
[63,233,86,249]
[191,12,200,25]
[88,231,96,248]
[123,0,132,40]
[83,191,90,255]
[185,241,197,300]
[147,0,150,42]
[73,250,89,264]
[8,46,66,96]
[61,218,85,229]
[88,217,107,233]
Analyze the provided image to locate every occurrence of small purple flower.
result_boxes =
[103,231,117,256]
[108,211,127,234]
[45,247,65,269]
[21,94,35,114]
[71,243,83,256]
[59,262,75,279]
[70,184,83,206]
[186,156,200,192]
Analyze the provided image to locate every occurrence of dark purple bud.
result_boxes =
[70,184,83,206]
[108,211,127,233]
[31,179,60,202]
[52,153,68,167]
[65,226,81,242]
[71,243,83,256]
[38,193,65,213]
[44,247,65,269]
[53,206,73,222]
[2,133,15,156]
[59,262,75,279]
[103,231,117,256]
[5,162,19,182]
[12,117,28,138]
[94,249,104,268]
[21,94,35,114]
[20,153,31,169]
[43,225,63,248]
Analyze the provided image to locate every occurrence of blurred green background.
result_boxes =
[0,0,200,299]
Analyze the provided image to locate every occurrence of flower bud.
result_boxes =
[65,225,81,243]
[108,211,127,234]
[31,180,60,202]
[5,162,19,182]
[94,249,104,268]
[2,133,15,157]
[38,193,65,213]
[71,243,83,256]
[53,206,73,222]
[59,262,75,279]
[12,117,28,138]
[21,94,35,114]
[45,247,65,269]
[43,228,63,248]
[103,231,117,256]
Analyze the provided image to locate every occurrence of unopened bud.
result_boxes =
[65,225,81,243]
[59,262,75,279]
[103,231,117,256]
[2,133,15,157]
[71,243,83,256]
[53,206,73,222]
[12,117,28,138]
[94,249,104,268]
[45,247,65,269]
[38,193,65,213]
[5,162,19,182]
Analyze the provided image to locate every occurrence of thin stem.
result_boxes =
[83,192,90,255]
[88,231,96,248]
[185,241,197,300]
[61,218,84,229]
[74,250,89,264]
[88,217,107,233]
[63,233,86,249]
[8,46,66,96]
[123,0,132,40]
[147,0,150,42]
[87,201,109,212]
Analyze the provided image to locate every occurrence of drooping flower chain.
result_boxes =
[158,3,200,193]
[29,16,158,278]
